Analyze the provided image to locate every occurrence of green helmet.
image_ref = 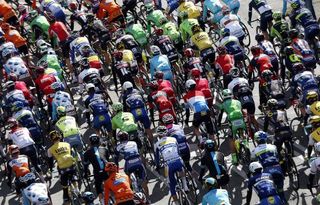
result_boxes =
[178,11,188,20]
[112,102,123,113]
[272,11,282,21]
[222,89,232,100]
[126,13,134,24]
[145,3,154,12]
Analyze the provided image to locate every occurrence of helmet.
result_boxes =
[8,145,19,155]
[251,45,262,56]
[291,0,301,9]
[112,102,123,113]
[11,101,25,112]
[222,89,233,100]
[147,81,159,90]
[162,113,174,125]
[155,70,164,79]
[56,106,66,117]
[222,6,230,15]
[86,83,95,92]
[230,67,240,79]
[217,46,227,55]
[89,134,100,145]
[306,91,319,104]
[156,125,168,137]
[49,130,61,141]
[18,5,27,14]
[105,162,118,172]
[117,131,129,141]
[7,117,18,129]
[184,48,195,58]
[267,98,278,110]
[8,73,17,81]
[185,79,196,90]
[204,177,218,189]
[69,1,78,10]
[314,142,320,153]
[309,115,320,127]
[19,172,36,186]
[133,192,148,205]
[254,131,268,143]
[4,80,15,91]
[178,11,188,20]
[35,66,45,74]
[261,69,273,81]
[126,14,135,24]
[191,68,201,78]
[289,29,299,39]
[220,28,230,37]
[150,45,161,56]
[249,161,263,173]
[82,192,95,203]
[155,28,164,36]
[272,11,282,21]
[114,50,123,61]
[123,81,133,91]
[255,33,265,42]
[292,63,305,74]
[205,139,216,153]
[1,23,10,32]
[284,46,295,56]
[145,3,154,13]
[191,24,202,34]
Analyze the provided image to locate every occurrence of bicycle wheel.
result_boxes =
[240,22,251,48]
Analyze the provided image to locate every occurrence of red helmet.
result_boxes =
[8,117,18,129]
[155,71,164,79]
[191,68,201,78]
[155,28,164,36]
[114,51,123,61]
[184,48,195,58]
[251,46,262,56]
[105,162,118,172]
[148,81,159,90]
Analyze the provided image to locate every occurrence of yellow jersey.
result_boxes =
[48,142,74,169]
[178,2,201,19]
[191,32,213,51]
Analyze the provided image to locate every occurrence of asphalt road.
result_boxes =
[1,0,320,205]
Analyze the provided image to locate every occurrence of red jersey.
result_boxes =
[215,54,234,75]
[48,21,70,42]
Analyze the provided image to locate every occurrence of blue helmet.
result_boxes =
[254,131,268,143]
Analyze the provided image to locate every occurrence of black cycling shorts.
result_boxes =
[193,111,214,135]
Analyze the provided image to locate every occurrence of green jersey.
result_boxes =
[30,15,50,41]
[111,112,138,133]
[55,116,80,138]
[37,53,63,80]
[161,22,181,44]
[179,18,199,42]
[126,24,148,47]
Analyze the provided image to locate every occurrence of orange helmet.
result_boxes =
[9,145,19,155]
[105,162,118,172]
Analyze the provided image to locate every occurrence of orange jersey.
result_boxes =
[104,172,134,205]
[0,0,16,22]
[7,155,30,178]
[4,29,27,48]
[97,0,122,22]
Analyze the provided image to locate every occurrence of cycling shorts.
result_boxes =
[131,108,151,129]
[260,195,282,205]
[260,11,273,32]
[125,157,146,180]
[193,110,214,135]
[63,134,84,152]
[93,113,112,131]
[305,23,320,41]
[165,158,184,195]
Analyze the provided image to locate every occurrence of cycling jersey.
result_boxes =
[112,111,138,133]
[161,22,181,44]
[52,91,74,121]
[202,0,224,24]
[228,77,249,95]
[7,155,30,178]
[22,183,49,205]
[177,1,200,19]
[220,14,244,39]
[215,54,235,75]
[104,172,134,204]
[202,189,231,205]
[150,54,173,81]
[179,18,199,42]
[40,0,66,23]
[48,21,70,42]
[55,116,80,138]
[48,142,74,169]
[191,31,213,51]
[97,0,123,23]
[69,36,93,64]
[126,23,148,47]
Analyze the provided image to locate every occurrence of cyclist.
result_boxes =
[149,45,173,82]
[191,68,213,109]
[96,0,124,25]
[115,131,149,197]
[6,118,43,176]
[306,116,320,159]
[201,0,224,26]
[122,81,153,143]
[104,162,135,205]
[202,177,231,205]
[198,140,229,187]
[179,11,200,42]
[217,89,246,165]
[47,130,79,204]
[248,0,273,40]
[307,142,320,203]
[246,161,284,205]
[39,0,67,23]
[125,14,148,47]
[215,46,235,88]
[83,134,109,203]
[6,145,31,193]
[251,131,285,203]
[154,126,189,205]
[23,10,50,42]
[162,113,192,172]
[54,106,84,153]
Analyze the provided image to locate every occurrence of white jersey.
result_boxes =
[228,77,248,94]
[220,14,244,38]
[8,127,35,149]
[4,57,29,78]
[155,137,180,162]
[22,183,50,205]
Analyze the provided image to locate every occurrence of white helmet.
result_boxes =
[249,161,263,173]
[86,83,95,91]
[123,81,133,91]
[185,79,196,90]
[315,142,320,153]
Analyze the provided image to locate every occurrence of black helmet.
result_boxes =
[255,33,265,42]
[289,29,299,39]
[205,139,216,152]
[89,134,100,145]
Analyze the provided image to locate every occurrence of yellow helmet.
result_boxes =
[309,115,320,126]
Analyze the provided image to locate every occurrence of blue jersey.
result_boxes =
[248,173,278,199]
[202,189,231,205]
[150,54,173,81]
